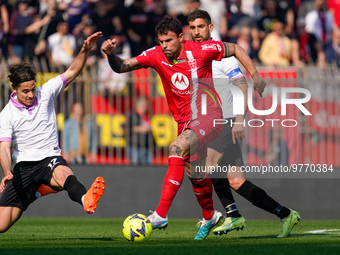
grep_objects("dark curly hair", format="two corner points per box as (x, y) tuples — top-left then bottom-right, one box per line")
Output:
(187, 9), (212, 25)
(155, 15), (182, 37)
(8, 62), (36, 89)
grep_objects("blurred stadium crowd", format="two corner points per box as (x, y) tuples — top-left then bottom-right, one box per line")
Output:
(0, 0), (339, 166)
(0, 0), (339, 68)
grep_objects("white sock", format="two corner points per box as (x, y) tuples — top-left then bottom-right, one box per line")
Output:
(81, 195), (85, 206)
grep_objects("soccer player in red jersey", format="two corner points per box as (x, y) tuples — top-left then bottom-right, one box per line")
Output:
(101, 15), (265, 240)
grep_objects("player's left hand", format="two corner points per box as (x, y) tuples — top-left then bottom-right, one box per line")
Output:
(232, 121), (245, 144)
(253, 74), (266, 97)
(82, 32), (103, 52)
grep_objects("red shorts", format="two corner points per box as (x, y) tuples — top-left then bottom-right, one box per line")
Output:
(178, 107), (223, 162)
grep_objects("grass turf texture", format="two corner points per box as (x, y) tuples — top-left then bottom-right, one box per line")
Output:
(0, 218), (339, 255)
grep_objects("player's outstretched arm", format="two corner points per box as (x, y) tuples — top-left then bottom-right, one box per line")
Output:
(101, 39), (143, 73)
(63, 32), (103, 84)
(222, 42), (266, 97)
(0, 141), (13, 193)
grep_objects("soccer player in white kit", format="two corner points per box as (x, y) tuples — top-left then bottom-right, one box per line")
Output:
(188, 10), (300, 238)
(0, 32), (105, 233)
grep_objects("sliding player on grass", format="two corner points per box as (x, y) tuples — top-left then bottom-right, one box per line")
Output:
(0, 32), (105, 233)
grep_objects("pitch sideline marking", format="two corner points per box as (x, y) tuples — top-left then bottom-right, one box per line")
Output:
(304, 229), (340, 234)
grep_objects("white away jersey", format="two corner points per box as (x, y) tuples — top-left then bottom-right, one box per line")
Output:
(0, 75), (68, 164)
(212, 56), (244, 118)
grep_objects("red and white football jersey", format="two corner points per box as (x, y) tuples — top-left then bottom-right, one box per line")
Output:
(135, 40), (224, 123)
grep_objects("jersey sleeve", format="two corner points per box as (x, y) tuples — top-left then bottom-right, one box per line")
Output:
(223, 57), (244, 80)
(0, 107), (12, 142)
(41, 74), (67, 100)
(200, 40), (225, 62)
(135, 47), (157, 68)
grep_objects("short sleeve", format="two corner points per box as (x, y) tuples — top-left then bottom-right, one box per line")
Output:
(200, 41), (225, 62)
(0, 108), (12, 142)
(135, 47), (157, 68)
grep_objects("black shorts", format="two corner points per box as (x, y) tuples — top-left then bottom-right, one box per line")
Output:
(0, 156), (68, 211)
(208, 118), (244, 167)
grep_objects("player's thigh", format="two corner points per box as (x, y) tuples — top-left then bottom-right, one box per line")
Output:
(170, 129), (198, 157)
(50, 165), (74, 188)
(0, 206), (23, 233)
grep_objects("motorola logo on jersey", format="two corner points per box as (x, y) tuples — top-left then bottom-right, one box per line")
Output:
(171, 73), (189, 90)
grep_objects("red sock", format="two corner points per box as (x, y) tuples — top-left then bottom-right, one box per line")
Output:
(190, 175), (215, 220)
(156, 156), (185, 218)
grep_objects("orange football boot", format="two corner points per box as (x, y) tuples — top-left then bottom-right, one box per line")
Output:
(83, 177), (105, 214)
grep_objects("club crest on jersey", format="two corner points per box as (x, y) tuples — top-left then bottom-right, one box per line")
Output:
(171, 73), (189, 90)
(188, 59), (197, 70)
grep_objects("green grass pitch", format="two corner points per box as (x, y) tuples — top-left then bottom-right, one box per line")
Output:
(0, 218), (339, 255)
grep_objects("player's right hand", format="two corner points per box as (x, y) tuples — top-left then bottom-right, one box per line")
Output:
(253, 76), (266, 97)
(0, 173), (13, 193)
(101, 39), (117, 56)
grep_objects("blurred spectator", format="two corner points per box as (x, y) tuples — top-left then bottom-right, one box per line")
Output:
(297, 0), (317, 21)
(258, 21), (292, 66)
(165, 0), (183, 16)
(126, 97), (154, 165)
(200, 0), (227, 41)
(257, 0), (284, 39)
(327, 0), (340, 28)
(231, 26), (259, 60)
(124, 0), (152, 56)
(266, 126), (289, 166)
(276, 0), (296, 36)
(324, 26), (340, 67)
(22, 13), (51, 60)
(0, 0), (10, 58)
(296, 17), (326, 68)
(305, 0), (334, 45)
(62, 102), (95, 164)
(227, 0), (259, 50)
(47, 20), (76, 66)
(241, 0), (261, 19)
(75, 19), (100, 66)
(176, 0), (200, 41)
(91, 0), (123, 39)
(147, 0), (168, 45)
(59, 0), (91, 36)
(98, 33), (131, 95)
(9, 0), (35, 61)
(176, 0), (200, 28)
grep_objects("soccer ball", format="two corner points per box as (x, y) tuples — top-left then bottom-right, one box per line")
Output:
(122, 213), (153, 242)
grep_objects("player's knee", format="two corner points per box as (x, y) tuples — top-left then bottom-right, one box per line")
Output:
(0, 224), (10, 233)
(229, 178), (246, 190)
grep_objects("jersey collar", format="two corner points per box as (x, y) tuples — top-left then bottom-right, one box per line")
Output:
(10, 92), (39, 115)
